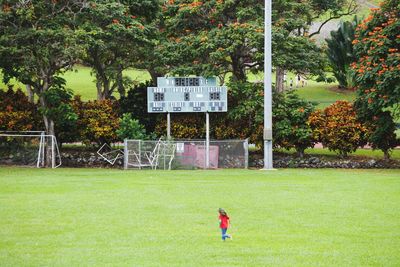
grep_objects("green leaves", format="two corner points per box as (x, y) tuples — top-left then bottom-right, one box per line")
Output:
(326, 17), (360, 88)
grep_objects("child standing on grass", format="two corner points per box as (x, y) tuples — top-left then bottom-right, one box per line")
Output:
(218, 208), (231, 241)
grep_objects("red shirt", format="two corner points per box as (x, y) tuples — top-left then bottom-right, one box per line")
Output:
(219, 214), (230, 229)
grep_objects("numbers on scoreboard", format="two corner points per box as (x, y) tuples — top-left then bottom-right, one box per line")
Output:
(184, 92), (190, 101)
(175, 78), (200, 87)
(209, 92), (221, 101)
(154, 92), (165, 101)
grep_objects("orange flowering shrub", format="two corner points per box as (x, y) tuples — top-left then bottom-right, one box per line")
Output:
(72, 97), (120, 145)
(308, 101), (368, 157)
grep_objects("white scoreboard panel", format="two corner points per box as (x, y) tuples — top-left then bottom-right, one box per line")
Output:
(148, 77), (228, 113)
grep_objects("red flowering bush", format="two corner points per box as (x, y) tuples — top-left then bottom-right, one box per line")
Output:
(351, 0), (399, 158)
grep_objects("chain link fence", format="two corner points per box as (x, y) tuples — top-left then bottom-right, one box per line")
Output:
(124, 139), (248, 170)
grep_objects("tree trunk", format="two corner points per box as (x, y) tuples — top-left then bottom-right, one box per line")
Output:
(96, 80), (111, 100)
(231, 54), (246, 82)
(96, 80), (104, 100)
(96, 72), (111, 100)
(275, 67), (285, 92)
(297, 149), (305, 158)
(39, 93), (55, 168)
(148, 69), (163, 85)
(25, 84), (34, 103)
(383, 150), (390, 161)
(116, 66), (125, 98)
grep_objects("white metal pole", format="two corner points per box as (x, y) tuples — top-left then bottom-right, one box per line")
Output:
(264, 0), (274, 169)
(167, 112), (171, 139)
(124, 139), (128, 170)
(51, 136), (55, 168)
(206, 112), (210, 169)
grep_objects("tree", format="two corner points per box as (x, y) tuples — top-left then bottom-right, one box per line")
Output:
(0, 1), (86, 165)
(159, 0), (357, 90)
(326, 17), (360, 89)
(161, 0), (265, 82)
(78, 0), (159, 100)
(351, 0), (400, 159)
(39, 82), (78, 147)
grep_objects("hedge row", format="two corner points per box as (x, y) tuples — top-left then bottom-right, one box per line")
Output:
(0, 86), (398, 158)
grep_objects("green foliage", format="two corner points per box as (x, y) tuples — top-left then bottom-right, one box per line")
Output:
(155, 114), (205, 139)
(0, 0), (86, 138)
(273, 90), (317, 157)
(39, 82), (78, 145)
(78, 0), (159, 99)
(308, 101), (368, 157)
(119, 81), (159, 133)
(352, 0), (400, 158)
(0, 87), (42, 131)
(72, 97), (120, 145)
(116, 113), (148, 140)
(326, 17), (360, 88)
(364, 111), (398, 159)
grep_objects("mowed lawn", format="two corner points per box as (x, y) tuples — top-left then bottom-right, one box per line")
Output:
(0, 168), (399, 266)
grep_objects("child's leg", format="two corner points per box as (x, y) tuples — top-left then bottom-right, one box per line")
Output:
(221, 228), (231, 240)
(221, 228), (227, 240)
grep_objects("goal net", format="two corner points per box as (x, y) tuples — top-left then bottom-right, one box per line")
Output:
(124, 139), (248, 170)
(0, 131), (61, 168)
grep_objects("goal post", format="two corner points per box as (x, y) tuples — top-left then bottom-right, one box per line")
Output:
(0, 131), (61, 168)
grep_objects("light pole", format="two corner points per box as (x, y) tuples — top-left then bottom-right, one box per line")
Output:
(263, 0), (273, 169)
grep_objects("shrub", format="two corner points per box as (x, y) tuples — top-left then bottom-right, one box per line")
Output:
(308, 101), (368, 157)
(273, 90), (317, 157)
(363, 111), (398, 160)
(117, 113), (149, 140)
(0, 87), (42, 131)
(72, 96), (120, 145)
(154, 114), (205, 139)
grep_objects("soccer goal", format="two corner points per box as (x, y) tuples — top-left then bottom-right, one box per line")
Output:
(0, 131), (62, 168)
(124, 139), (248, 170)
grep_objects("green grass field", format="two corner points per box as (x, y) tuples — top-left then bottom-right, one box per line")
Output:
(1, 168), (399, 266)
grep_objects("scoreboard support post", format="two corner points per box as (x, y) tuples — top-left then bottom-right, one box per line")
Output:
(167, 112), (171, 139)
(206, 112), (210, 169)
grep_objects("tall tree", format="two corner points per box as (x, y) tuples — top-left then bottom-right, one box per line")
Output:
(78, 0), (159, 100)
(352, 0), (400, 159)
(0, 0), (85, 137)
(161, 0), (265, 82)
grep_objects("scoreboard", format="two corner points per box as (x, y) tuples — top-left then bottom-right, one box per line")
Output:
(148, 77), (228, 113)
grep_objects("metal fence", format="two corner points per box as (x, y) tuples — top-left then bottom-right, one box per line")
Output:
(124, 139), (248, 170)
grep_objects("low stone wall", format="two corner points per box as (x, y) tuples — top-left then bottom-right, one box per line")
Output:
(61, 150), (123, 168)
(59, 149), (400, 169)
(250, 154), (400, 169)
